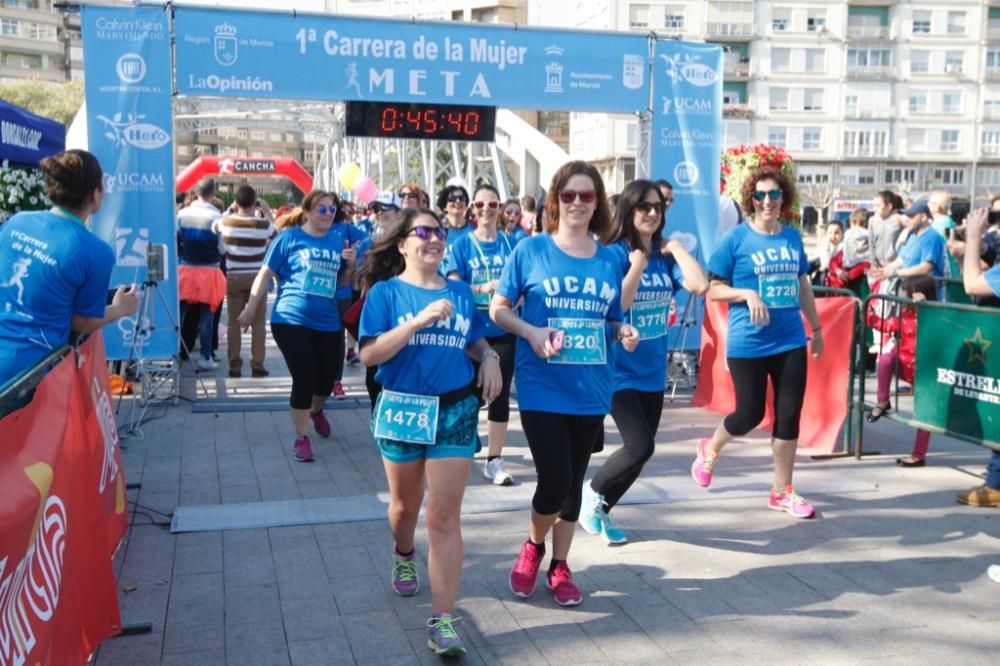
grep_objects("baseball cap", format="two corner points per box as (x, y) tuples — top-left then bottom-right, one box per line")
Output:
(373, 192), (401, 210)
(901, 200), (931, 217)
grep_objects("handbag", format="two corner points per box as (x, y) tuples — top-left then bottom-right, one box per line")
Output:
(341, 293), (365, 340)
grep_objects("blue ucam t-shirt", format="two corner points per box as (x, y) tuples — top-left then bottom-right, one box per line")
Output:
(334, 223), (369, 300)
(441, 224), (474, 275)
(986, 264), (1000, 297)
(445, 231), (514, 338)
(265, 225), (351, 332)
(610, 241), (686, 392)
(359, 277), (482, 395)
(898, 227), (945, 277)
(708, 224), (809, 359)
(0, 210), (114, 387)
(508, 226), (529, 246)
(496, 233), (625, 416)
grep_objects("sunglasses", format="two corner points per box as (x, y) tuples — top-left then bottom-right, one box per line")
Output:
(368, 202), (398, 214)
(398, 191), (419, 200)
(447, 194), (468, 204)
(558, 190), (597, 205)
(407, 226), (447, 241)
(635, 201), (664, 216)
(473, 200), (500, 210)
(314, 205), (338, 216)
(753, 189), (782, 203)
(505, 209), (521, 217)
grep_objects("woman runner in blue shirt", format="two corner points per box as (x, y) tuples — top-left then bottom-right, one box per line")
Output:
(492, 161), (640, 607)
(359, 207), (501, 657)
(579, 179), (707, 544)
(694, 166), (824, 519)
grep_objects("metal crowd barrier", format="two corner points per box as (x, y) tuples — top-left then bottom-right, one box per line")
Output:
(0, 343), (72, 419)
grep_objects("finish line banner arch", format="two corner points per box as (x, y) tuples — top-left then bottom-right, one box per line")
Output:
(176, 156), (314, 193)
(82, 5), (721, 359)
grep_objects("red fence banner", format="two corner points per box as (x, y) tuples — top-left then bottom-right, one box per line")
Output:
(693, 297), (856, 454)
(0, 334), (124, 666)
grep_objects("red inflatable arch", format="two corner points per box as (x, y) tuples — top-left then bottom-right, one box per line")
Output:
(175, 156), (313, 193)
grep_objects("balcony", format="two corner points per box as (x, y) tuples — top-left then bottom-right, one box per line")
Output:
(846, 65), (892, 80)
(705, 23), (753, 38)
(986, 69), (1000, 82)
(984, 108), (1000, 120)
(844, 108), (893, 119)
(842, 147), (887, 158)
(846, 25), (890, 40)
(723, 103), (753, 119)
(982, 145), (1000, 157)
(723, 59), (750, 78)
(988, 25), (1000, 41)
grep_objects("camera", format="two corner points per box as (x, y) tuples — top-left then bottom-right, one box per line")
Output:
(989, 210), (1000, 227)
(146, 244), (168, 283)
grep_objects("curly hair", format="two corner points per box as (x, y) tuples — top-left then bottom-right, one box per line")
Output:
(360, 208), (443, 292)
(543, 160), (613, 243)
(275, 190), (346, 231)
(39, 149), (103, 209)
(740, 166), (795, 220)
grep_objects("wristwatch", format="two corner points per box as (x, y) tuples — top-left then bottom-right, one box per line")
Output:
(481, 348), (500, 362)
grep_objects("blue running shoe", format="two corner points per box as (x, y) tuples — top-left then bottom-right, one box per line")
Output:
(579, 482), (604, 536)
(427, 614), (466, 656)
(600, 512), (628, 545)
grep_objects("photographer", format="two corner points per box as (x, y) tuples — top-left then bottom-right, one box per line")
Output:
(948, 202), (1000, 307)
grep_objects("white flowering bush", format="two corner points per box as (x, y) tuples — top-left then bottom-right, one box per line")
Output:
(1, 160), (49, 224)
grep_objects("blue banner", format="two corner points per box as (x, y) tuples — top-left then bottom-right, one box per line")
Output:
(174, 8), (649, 112)
(83, 6), (178, 361)
(650, 40), (723, 350)
(0, 100), (65, 167)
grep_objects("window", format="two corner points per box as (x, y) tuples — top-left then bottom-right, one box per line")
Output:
(988, 50), (1000, 72)
(664, 6), (685, 30)
(772, 48), (790, 72)
(0, 19), (19, 36)
(858, 168), (876, 186)
(942, 92), (962, 114)
(803, 88), (824, 111)
(947, 11), (966, 35)
(772, 8), (790, 32)
(236, 129), (249, 140)
(940, 130), (959, 152)
(805, 48), (825, 72)
(802, 127), (822, 150)
(985, 99), (1000, 119)
(177, 145), (191, 157)
(908, 129), (927, 151)
(807, 11), (826, 32)
(3, 52), (41, 69)
(933, 167), (964, 185)
(848, 48), (890, 68)
(982, 130), (1000, 155)
(769, 126), (787, 148)
(885, 168), (917, 185)
(912, 11), (930, 35)
(626, 123), (638, 150)
(909, 92), (927, 113)
(844, 129), (888, 156)
(910, 50), (929, 74)
(628, 3), (649, 29)
(2, 0), (41, 8)
(978, 168), (1000, 187)
(798, 171), (830, 184)
(770, 87), (789, 111)
(845, 95), (860, 116)
(944, 51), (963, 74)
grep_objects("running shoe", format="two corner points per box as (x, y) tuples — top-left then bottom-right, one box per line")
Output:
(310, 410), (331, 438)
(691, 437), (719, 488)
(346, 348), (360, 365)
(768, 486), (816, 519)
(426, 614), (466, 656)
(293, 436), (314, 463)
(509, 540), (543, 598)
(195, 357), (218, 371)
(332, 381), (347, 400)
(579, 483), (604, 536)
(600, 512), (628, 545)
(484, 457), (514, 486)
(391, 549), (420, 596)
(546, 561), (583, 606)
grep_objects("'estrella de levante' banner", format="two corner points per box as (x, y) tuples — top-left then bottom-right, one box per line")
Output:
(83, 6), (178, 360)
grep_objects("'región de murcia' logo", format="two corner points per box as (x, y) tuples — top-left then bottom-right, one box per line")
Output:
(0, 463), (68, 666)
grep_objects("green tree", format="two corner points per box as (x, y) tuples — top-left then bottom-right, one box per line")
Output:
(0, 80), (84, 126)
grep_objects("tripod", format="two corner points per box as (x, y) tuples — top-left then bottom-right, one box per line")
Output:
(117, 279), (215, 438)
(665, 292), (703, 402)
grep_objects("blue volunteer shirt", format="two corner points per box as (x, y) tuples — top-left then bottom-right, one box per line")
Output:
(610, 241), (686, 393)
(898, 228), (945, 277)
(441, 224), (474, 276)
(496, 234), (625, 415)
(265, 225), (351, 332)
(986, 264), (1000, 297)
(446, 231), (514, 338)
(335, 223), (369, 300)
(359, 277), (482, 395)
(0, 210), (114, 386)
(508, 226), (529, 246)
(708, 224), (809, 359)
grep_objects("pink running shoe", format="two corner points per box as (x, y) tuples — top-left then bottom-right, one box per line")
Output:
(332, 381), (346, 400)
(293, 436), (314, 463)
(310, 410), (331, 438)
(546, 562), (583, 606)
(691, 437), (719, 488)
(768, 486), (816, 519)
(509, 540), (543, 599)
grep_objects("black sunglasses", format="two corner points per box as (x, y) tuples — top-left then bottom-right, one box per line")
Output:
(635, 201), (664, 216)
(368, 202), (398, 214)
(753, 189), (782, 203)
(407, 226), (447, 241)
(398, 191), (419, 200)
(447, 194), (468, 204)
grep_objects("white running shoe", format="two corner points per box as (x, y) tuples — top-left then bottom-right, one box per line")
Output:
(196, 357), (218, 371)
(484, 457), (514, 486)
(988, 565), (1000, 584)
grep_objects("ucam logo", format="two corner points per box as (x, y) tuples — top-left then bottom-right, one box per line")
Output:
(104, 172), (166, 194)
(116, 53), (146, 84)
(96, 113), (170, 150)
(214, 22), (238, 66)
(673, 161), (700, 188)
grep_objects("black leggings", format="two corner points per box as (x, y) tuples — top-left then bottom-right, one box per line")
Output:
(472, 334), (516, 422)
(520, 411), (604, 522)
(332, 298), (351, 382)
(271, 323), (339, 410)
(724, 347), (808, 441)
(365, 364), (381, 413)
(592, 389), (664, 512)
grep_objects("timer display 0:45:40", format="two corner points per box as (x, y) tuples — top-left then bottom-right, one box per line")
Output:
(380, 107), (481, 137)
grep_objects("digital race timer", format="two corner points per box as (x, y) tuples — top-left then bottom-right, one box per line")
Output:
(345, 101), (497, 142)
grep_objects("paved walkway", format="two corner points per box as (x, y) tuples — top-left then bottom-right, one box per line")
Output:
(93, 332), (999, 665)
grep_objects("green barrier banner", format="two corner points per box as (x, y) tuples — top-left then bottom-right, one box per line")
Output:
(914, 306), (999, 444)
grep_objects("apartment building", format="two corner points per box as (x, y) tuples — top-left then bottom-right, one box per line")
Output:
(0, 0), (80, 82)
(561, 0), (1000, 202)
